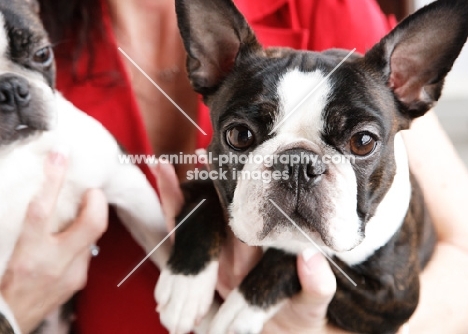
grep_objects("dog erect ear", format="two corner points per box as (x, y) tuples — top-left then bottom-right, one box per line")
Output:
(175, 0), (261, 96)
(365, 0), (468, 118)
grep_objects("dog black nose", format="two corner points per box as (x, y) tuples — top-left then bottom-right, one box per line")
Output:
(273, 149), (326, 186)
(0, 75), (31, 113)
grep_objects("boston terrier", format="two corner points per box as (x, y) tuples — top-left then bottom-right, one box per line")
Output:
(0, 1), (171, 333)
(155, 0), (468, 333)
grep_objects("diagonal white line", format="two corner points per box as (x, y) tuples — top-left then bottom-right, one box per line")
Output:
(269, 199), (357, 287)
(117, 199), (207, 287)
(269, 48), (356, 135)
(118, 47), (207, 136)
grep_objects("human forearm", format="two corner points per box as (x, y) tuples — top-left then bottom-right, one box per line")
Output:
(403, 111), (468, 249)
(403, 111), (468, 332)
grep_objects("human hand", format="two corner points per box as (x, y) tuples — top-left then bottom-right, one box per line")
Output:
(0, 151), (108, 333)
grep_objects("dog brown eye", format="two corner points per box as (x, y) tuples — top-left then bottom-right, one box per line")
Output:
(226, 125), (254, 150)
(350, 132), (376, 156)
(33, 46), (53, 65)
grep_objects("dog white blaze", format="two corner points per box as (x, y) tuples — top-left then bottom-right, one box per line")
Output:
(274, 69), (329, 142)
(229, 68), (362, 252)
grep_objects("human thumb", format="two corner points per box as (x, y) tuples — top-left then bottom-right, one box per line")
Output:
(292, 249), (337, 328)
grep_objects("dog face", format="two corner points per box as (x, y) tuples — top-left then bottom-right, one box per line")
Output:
(177, 0), (467, 253)
(206, 50), (406, 252)
(0, 0), (56, 147)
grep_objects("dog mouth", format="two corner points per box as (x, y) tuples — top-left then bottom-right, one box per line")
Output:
(14, 123), (37, 136)
(258, 209), (318, 239)
(15, 124), (31, 132)
(1, 123), (44, 145)
(15, 122), (46, 136)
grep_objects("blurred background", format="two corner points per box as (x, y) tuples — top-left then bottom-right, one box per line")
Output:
(378, 0), (468, 166)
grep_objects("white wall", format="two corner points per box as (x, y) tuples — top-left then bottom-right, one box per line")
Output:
(414, 0), (468, 99)
(414, 0), (433, 7)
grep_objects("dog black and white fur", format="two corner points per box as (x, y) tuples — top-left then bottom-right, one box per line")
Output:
(0, 1), (171, 333)
(155, 0), (468, 333)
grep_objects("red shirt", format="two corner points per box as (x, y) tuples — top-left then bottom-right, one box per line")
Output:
(58, 1), (395, 333)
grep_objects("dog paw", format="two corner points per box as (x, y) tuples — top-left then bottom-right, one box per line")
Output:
(209, 289), (280, 334)
(155, 261), (219, 334)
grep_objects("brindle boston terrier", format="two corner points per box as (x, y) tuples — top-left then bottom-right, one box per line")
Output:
(156, 0), (468, 333)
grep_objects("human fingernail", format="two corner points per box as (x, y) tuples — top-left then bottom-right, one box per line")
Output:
(195, 148), (208, 162)
(300, 249), (336, 298)
(49, 145), (69, 166)
(49, 152), (66, 166)
(302, 248), (331, 274)
(302, 248), (319, 267)
(150, 163), (159, 177)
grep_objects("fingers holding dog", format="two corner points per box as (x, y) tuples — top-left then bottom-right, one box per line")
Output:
(24, 150), (68, 235)
(152, 162), (184, 234)
(57, 189), (108, 255)
(293, 250), (336, 324)
(1, 151), (108, 333)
